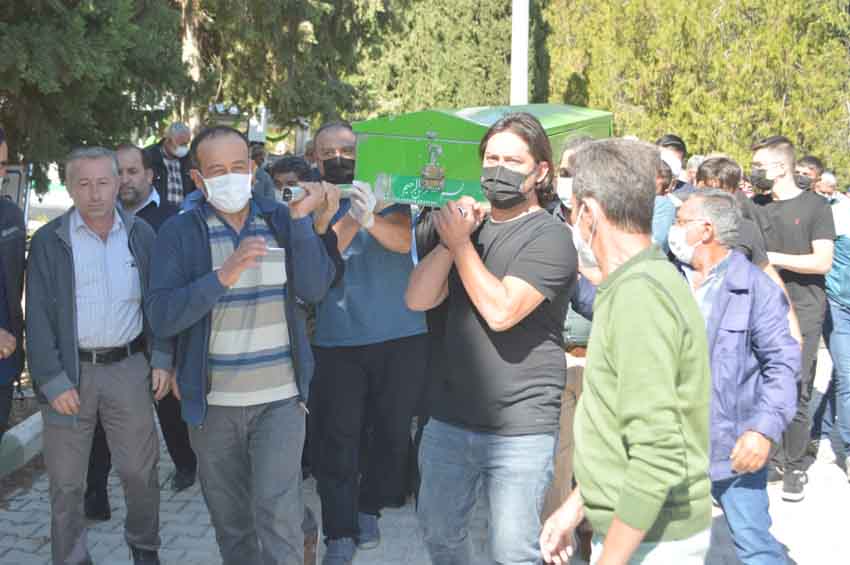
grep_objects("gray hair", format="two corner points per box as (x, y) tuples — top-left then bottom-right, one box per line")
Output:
(572, 138), (660, 234)
(690, 189), (740, 248)
(166, 122), (191, 139)
(822, 171), (838, 187)
(687, 154), (705, 171)
(65, 147), (119, 185)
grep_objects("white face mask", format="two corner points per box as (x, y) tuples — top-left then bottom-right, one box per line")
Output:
(203, 173), (252, 214)
(174, 145), (190, 158)
(572, 204), (599, 269)
(556, 176), (573, 208)
(667, 224), (700, 265)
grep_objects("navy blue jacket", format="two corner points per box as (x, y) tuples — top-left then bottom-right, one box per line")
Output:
(145, 196), (341, 426)
(689, 251), (799, 481)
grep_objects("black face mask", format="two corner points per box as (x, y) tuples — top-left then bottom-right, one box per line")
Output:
(795, 174), (813, 191)
(480, 165), (533, 209)
(322, 157), (355, 184)
(750, 168), (774, 192)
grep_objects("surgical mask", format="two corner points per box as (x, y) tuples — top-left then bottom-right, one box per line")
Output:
(203, 173), (252, 214)
(750, 168), (774, 192)
(556, 176), (573, 208)
(480, 165), (533, 209)
(322, 157), (356, 184)
(572, 204), (599, 269)
(667, 224), (699, 265)
(174, 145), (190, 159)
(795, 174), (813, 191)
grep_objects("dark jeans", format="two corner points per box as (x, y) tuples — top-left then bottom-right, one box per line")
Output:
(711, 469), (785, 564)
(312, 334), (428, 540)
(774, 317), (822, 471)
(0, 383), (12, 444)
(87, 390), (196, 497)
(543, 364), (583, 519)
(812, 298), (850, 451)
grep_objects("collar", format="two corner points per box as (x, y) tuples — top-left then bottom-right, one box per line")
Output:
(682, 251), (731, 287)
(597, 244), (665, 292)
(71, 207), (124, 236)
(121, 187), (160, 215)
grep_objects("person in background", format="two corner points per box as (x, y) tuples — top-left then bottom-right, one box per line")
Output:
(408, 112), (575, 565)
(27, 147), (171, 565)
(796, 155), (825, 191)
(270, 156), (313, 200)
(656, 133), (696, 195)
(685, 155), (705, 186)
(810, 170), (850, 472)
(145, 122), (194, 206)
(669, 190), (798, 565)
(0, 127), (26, 445)
(249, 142), (277, 201)
(309, 121), (428, 565)
(83, 144), (192, 523)
(751, 135), (835, 501)
(541, 138), (711, 565)
(653, 157), (677, 252)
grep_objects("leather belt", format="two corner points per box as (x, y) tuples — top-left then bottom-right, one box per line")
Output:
(79, 335), (146, 366)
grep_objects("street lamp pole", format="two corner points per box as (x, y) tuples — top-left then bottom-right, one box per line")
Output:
(510, 0), (529, 105)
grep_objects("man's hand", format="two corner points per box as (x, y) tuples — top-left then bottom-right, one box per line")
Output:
(313, 182), (341, 234)
(0, 329), (16, 359)
(540, 489), (585, 564)
(152, 368), (173, 401)
(730, 430), (772, 473)
(50, 389), (80, 416)
(434, 198), (482, 251)
(217, 236), (268, 287)
(348, 183), (377, 228)
(170, 372), (181, 401)
(289, 182), (325, 219)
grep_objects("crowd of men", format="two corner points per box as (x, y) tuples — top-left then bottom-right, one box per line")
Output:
(0, 113), (847, 565)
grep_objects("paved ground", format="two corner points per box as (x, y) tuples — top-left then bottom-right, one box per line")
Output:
(1, 346), (848, 564)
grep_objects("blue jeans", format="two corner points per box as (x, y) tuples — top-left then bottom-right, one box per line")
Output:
(711, 469), (786, 565)
(417, 419), (556, 565)
(189, 397), (305, 565)
(813, 298), (850, 451)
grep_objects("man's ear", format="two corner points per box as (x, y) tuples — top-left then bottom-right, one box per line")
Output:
(190, 169), (208, 196)
(145, 168), (154, 187)
(535, 161), (550, 187)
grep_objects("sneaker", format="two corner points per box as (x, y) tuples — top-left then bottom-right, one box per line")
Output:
(781, 469), (808, 502)
(357, 512), (381, 550)
(766, 464), (784, 484)
(816, 440), (837, 464)
(322, 537), (356, 565)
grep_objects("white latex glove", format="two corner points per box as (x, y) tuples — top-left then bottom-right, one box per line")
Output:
(348, 183), (377, 228)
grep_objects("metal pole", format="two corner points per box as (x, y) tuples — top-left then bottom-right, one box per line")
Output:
(510, 0), (529, 105)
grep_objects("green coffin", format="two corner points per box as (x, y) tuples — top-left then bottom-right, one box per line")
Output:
(353, 103), (613, 207)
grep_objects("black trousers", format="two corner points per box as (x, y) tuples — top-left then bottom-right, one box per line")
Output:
(311, 334), (428, 540)
(774, 317), (823, 472)
(86, 391), (196, 496)
(0, 383), (13, 444)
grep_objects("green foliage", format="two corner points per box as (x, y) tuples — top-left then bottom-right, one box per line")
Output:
(348, 0), (550, 119)
(544, 0), (850, 179)
(0, 0), (187, 191)
(186, 0), (396, 126)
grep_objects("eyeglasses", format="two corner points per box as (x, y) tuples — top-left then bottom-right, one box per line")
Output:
(674, 217), (710, 227)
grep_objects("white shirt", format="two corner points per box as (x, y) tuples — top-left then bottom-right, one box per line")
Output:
(70, 210), (143, 349)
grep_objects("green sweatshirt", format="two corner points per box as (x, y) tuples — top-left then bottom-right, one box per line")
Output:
(574, 245), (711, 542)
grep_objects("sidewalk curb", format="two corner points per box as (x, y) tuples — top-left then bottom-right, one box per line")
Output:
(0, 411), (43, 478)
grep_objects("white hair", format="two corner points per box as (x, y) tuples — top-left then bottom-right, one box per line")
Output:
(822, 171), (838, 186)
(65, 147), (118, 185)
(687, 154), (705, 171)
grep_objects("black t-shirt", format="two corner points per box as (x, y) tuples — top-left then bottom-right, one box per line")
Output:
(431, 210), (577, 435)
(735, 217), (769, 267)
(761, 190), (835, 326)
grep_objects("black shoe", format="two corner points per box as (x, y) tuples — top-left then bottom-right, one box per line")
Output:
(130, 546), (160, 565)
(170, 468), (196, 492)
(767, 464), (784, 484)
(84, 491), (111, 522)
(782, 469), (807, 502)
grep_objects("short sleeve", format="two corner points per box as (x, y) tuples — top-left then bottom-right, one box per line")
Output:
(505, 223), (577, 301)
(736, 218), (769, 268)
(811, 197), (836, 242)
